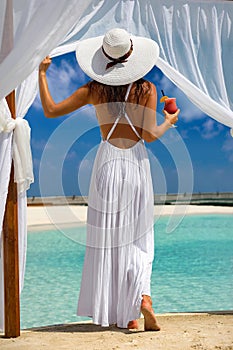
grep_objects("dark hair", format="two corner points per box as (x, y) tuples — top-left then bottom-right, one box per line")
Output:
(87, 78), (151, 105)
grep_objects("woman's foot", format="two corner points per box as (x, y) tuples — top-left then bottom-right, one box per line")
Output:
(141, 295), (160, 331)
(127, 319), (139, 329)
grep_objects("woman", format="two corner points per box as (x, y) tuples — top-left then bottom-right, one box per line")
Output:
(39, 28), (179, 331)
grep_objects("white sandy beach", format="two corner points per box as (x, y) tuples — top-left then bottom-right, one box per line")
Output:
(1, 313), (233, 350)
(1, 204), (232, 349)
(27, 204), (233, 229)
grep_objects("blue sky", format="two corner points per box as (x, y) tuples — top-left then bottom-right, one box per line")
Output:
(25, 52), (233, 197)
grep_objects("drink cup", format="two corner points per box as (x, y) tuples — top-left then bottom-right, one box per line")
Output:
(164, 97), (178, 114)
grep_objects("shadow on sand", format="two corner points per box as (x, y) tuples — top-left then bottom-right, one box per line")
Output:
(25, 321), (145, 335)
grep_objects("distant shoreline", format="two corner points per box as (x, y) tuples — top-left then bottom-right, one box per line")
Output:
(27, 204), (233, 229)
(27, 192), (233, 229)
(27, 192), (233, 207)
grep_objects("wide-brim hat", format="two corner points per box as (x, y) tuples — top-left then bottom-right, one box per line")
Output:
(75, 28), (160, 86)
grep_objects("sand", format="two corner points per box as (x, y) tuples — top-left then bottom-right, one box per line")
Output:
(27, 204), (233, 229)
(1, 313), (233, 349)
(1, 204), (232, 348)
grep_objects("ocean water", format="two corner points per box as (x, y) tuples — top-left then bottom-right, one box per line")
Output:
(20, 214), (233, 329)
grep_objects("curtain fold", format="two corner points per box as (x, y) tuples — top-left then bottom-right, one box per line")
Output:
(0, 0), (93, 101)
(147, 0), (233, 127)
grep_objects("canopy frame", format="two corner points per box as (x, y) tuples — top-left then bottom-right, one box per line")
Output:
(3, 92), (20, 338)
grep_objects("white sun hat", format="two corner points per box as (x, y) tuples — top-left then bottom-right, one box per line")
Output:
(75, 28), (160, 86)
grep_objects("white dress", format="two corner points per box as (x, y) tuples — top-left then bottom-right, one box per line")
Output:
(77, 83), (154, 328)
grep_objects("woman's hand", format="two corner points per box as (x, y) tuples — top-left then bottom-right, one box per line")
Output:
(39, 56), (52, 74)
(163, 109), (180, 126)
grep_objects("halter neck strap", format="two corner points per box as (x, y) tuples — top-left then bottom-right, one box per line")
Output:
(124, 83), (133, 101)
(105, 83), (141, 141)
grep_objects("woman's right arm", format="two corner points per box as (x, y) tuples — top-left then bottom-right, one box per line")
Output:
(142, 82), (179, 142)
(39, 57), (91, 118)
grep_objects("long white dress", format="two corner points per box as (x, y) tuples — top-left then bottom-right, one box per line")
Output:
(77, 84), (154, 328)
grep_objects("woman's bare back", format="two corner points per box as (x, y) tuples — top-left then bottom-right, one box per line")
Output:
(90, 81), (155, 149)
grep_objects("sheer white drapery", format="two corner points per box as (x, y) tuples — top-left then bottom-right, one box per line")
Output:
(150, 1), (233, 128)
(0, 70), (38, 332)
(50, 0), (233, 129)
(0, 0), (93, 332)
(0, 0), (232, 332)
(0, 0), (93, 100)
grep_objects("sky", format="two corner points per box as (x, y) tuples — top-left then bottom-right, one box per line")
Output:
(25, 51), (233, 197)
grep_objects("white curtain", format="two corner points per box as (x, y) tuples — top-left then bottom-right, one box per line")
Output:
(0, 0), (93, 101)
(0, 0), (93, 332)
(150, 1), (233, 128)
(51, 0), (233, 129)
(0, 70), (38, 331)
(0, 0), (232, 333)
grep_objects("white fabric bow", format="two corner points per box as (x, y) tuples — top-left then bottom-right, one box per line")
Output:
(0, 99), (34, 193)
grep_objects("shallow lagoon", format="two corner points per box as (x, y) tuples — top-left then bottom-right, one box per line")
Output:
(21, 214), (233, 329)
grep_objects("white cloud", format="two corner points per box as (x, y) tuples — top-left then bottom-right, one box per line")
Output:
(32, 93), (43, 111)
(222, 132), (233, 162)
(32, 58), (88, 111)
(222, 135), (233, 152)
(57, 59), (77, 82)
(157, 74), (178, 98)
(199, 119), (224, 139)
(46, 62), (76, 102)
(65, 150), (78, 161)
(180, 129), (189, 139)
(48, 58), (87, 88)
(228, 153), (233, 162)
(31, 60), (77, 111)
(31, 138), (48, 151)
(189, 118), (224, 139)
(227, 153), (233, 162)
(174, 88), (205, 122)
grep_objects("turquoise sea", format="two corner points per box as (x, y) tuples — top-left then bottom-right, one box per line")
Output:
(20, 214), (233, 329)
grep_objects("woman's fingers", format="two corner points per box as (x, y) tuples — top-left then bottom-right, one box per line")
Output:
(44, 56), (51, 63)
(163, 108), (180, 117)
(39, 56), (52, 72)
(163, 108), (180, 125)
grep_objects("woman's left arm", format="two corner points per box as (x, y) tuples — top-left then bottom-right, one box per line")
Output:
(39, 56), (91, 118)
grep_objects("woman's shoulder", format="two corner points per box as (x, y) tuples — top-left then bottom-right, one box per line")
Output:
(81, 79), (156, 105)
(137, 79), (156, 98)
(141, 79), (156, 90)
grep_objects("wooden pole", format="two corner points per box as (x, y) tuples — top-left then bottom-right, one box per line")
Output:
(3, 90), (20, 338)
